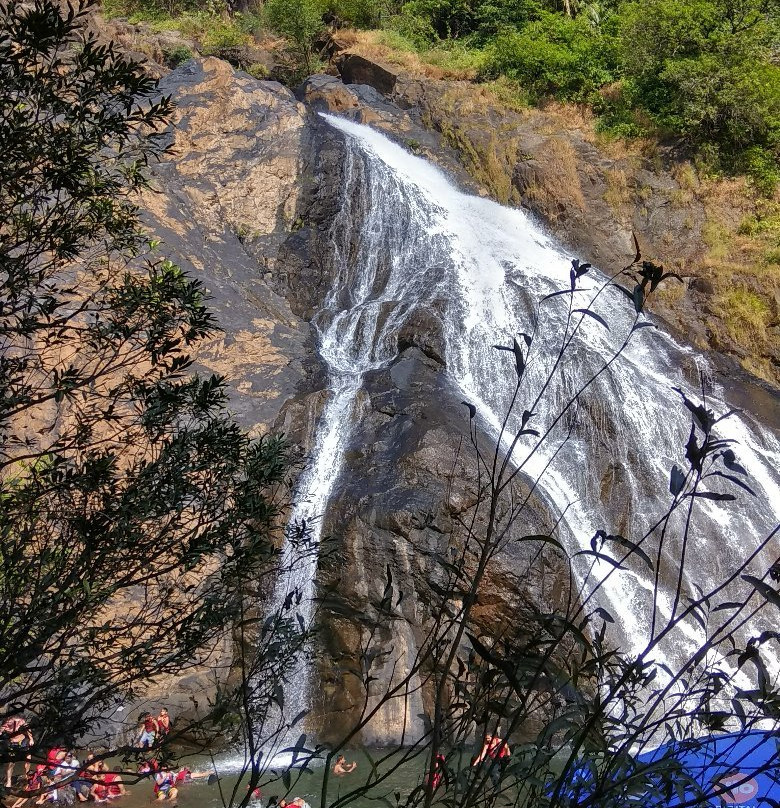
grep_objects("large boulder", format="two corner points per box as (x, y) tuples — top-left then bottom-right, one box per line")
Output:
(339, 53), (400, 95)
(141, 58), (314, 429)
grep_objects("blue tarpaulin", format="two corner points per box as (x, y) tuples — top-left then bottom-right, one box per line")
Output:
(555, 730), (780, 808)
(635, 730), (780, 807)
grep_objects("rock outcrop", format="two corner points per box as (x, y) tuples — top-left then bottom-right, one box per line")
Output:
(141, 58), (314, 431)
(107, 58), (316, 725)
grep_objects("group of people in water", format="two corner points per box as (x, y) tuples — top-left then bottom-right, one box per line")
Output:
(4, 707), (509, 805)
(1, 709), (194, 805)
(425, 732), (511, 792)
(135, 711), (170, 751)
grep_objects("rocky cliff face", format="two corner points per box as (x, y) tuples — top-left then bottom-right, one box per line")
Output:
(139, 58), (578, 744)
(141, 58), (313, 431)
(308, 348), (572, 745)
(137, 56), (777, 745)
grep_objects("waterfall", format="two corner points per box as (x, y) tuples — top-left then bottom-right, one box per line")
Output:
(268, 113), (780, 743)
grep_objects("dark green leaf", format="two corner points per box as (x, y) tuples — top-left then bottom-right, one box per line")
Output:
(742, 575), (780, 610)
(632, 283), (644, 313)
(670, 464), (686, 496)
(573, 308), (610, 330)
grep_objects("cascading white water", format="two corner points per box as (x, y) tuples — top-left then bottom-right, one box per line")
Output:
(264, 133), (455, 743)
(269, 113), (780, 741)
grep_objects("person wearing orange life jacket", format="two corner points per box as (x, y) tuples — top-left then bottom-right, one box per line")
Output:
(155, 709), (170, 740)
(89, 760), (112, 803)
(488, 735), (510, 762)
(102, 769), (127, 799)
(426, 754), (447, 792)
(472, 732), (511, 787)
(153, 769), (178, 801)
(173, 767), (210, 784)
(46, 748), (66, 768)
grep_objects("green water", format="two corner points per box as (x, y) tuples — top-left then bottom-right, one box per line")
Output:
(109, 750), (431, 808)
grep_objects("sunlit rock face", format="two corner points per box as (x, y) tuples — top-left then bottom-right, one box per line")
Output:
(140, 57), (314, 431)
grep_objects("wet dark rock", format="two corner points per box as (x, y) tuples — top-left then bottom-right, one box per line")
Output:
(309, 347), (571, 744)
(339, 53), (399, 95)
(707, 353), (780, 435)
(396, 307), (447, 365)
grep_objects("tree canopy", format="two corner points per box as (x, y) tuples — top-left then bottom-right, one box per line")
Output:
(0, 0), (290, 770)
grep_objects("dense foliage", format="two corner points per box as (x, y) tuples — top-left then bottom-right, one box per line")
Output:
(106, 0), (780, 191)
(352, 0), (780, 191)
(0, 0), (291, 776)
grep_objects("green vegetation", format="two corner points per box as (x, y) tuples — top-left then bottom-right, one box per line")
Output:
(720, 286), (772, 341)
(265, 0), (324, 78)
(341, 0), (780, 194)
(198, 17), (252, 51)
(0, 0), (297, 779)
(163, 42), (194, 63)
(101, 0), (268, 68)
(481, 10), (619, 102)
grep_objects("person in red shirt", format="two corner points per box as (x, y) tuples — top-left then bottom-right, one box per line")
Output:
(138, 758), (160, 775)
(472, 732), (511, 787)
(472, 734), (493, 766)
(89, 761), (110, 803)
(136, 713), (159, 749)
(102, 770), (127, 799)
(45, 748), (66, 768)
(489, 736), (510, 761)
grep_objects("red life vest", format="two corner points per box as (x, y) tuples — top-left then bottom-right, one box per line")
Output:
(102, 773), (120, 795)
(488, 739), (509, 759)
(47, 748), (65, 766)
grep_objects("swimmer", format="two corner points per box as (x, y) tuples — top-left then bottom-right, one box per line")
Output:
(332, 756), (357, 776)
